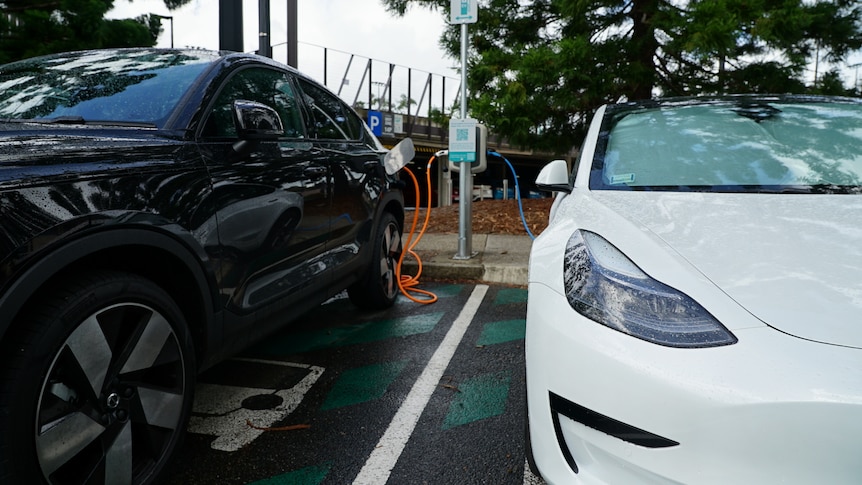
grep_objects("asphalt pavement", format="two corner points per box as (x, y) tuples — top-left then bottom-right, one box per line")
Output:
(166, 281), (537, 485)
(161, 229), (538, 484)
(401, 233), (534, 287)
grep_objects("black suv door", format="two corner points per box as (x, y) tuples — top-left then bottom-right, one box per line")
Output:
(196, 66), (332, 317)
(294, 77), (382, 279)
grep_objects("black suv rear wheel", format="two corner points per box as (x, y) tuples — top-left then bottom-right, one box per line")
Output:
(0, 271), (195, 485)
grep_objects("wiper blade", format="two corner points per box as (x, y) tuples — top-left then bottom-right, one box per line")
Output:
(775, 185), (862, 195)
(35, 116), (87, 124)
(0, 116), (156, 128)
(0, 116), (87, 124)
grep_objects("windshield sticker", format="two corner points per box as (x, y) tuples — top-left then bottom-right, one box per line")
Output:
(610, 173), (635, 185)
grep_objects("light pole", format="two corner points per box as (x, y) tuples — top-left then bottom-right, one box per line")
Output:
(153, 14), (173, 48)
(218, 0), (243, 52)
(258, 0), (271, 58)
(372, 81), (385, 110)
(287, 0), (297, 68)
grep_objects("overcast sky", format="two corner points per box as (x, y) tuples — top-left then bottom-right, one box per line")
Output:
(108, 0), (455, 71)
(107, 0), (860, 102)
(107, 0), (463, 111)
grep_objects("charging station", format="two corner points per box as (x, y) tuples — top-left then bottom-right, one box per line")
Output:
(447, 118), (487, 206)
(448, 123), (487, 174)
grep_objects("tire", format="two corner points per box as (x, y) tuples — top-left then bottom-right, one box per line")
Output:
(0, 271), (196, 485)
(348, 212), (402, 310)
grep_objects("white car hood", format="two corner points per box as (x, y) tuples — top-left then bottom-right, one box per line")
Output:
(591, 192), (862, 348)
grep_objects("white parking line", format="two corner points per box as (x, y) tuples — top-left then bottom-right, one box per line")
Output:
(352, 284), (489, 485)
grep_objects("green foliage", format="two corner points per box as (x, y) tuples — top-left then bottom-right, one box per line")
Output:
(813, 70), (854, 96)
(396, 93), (418, 112)
(383, 0), (862, 153)
(0, 0), (192, 65)
(428, 107), (451, 129)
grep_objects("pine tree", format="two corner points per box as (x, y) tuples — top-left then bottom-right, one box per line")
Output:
(383, 0), (862, 153)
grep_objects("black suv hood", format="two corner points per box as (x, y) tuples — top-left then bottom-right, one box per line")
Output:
(0, 125), (188, 185)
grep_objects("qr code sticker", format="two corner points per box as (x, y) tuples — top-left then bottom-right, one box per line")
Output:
(456, 128), (469, 141)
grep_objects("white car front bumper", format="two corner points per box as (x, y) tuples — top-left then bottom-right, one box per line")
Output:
(526, 282), (862, 485)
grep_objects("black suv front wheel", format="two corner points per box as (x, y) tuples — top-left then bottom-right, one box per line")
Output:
(0, 271), (195, 485)
(348, 212), (402, 310)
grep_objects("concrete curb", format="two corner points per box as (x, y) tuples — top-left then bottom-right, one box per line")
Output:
(400, 233), (533, 287)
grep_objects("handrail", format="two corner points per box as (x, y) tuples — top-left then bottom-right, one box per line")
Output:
(282, 41), (460, 124)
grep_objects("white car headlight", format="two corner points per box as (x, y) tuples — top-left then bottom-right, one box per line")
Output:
(564, 230), (737, 348)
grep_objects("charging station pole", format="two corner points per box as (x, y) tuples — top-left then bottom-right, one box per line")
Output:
(450, 0), (478, 259)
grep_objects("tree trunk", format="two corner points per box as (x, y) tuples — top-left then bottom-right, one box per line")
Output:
(628, 0), (660, 100)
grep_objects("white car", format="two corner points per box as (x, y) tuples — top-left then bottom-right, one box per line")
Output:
(525, 95), (862, 484)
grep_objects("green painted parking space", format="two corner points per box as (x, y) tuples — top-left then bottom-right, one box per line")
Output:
(477, 319), (526, 346)
(251, 311), (445, 355)
(409, 283), (465, 299)
(248, 462), (331, 485)
(494, 288), (528, 305)
(322, 360), (409, 410)
(165, 283), (531, 485)
(442, 371), (513, 430)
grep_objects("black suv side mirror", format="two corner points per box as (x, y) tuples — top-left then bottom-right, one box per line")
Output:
(233, 99), (284, 140)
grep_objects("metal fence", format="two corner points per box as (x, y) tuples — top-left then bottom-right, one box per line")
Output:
(273, 41), (460, 134)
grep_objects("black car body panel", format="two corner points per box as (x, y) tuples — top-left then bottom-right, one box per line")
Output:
(0, 48), (404, 364)
(0, 48), (405, 485)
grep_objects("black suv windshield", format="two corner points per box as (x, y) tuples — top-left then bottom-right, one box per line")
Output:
(0, 49), (217, 126)
(592, 97), (862, 194)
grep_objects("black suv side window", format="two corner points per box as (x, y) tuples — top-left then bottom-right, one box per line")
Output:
(296, 78), (362, 140)
(203, 67), (305, 138)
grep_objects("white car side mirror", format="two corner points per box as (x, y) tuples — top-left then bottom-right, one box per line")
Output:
(535, 159), (571, 193)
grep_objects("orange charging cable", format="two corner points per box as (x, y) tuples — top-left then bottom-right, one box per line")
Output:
(395, 155), (438, 304)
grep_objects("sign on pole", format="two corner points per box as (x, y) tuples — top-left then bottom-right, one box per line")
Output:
(448, 118), (478, 162)
(367, 110), (383, 136)
(383, 113), (394, 137)
(450, 0), (478, 24)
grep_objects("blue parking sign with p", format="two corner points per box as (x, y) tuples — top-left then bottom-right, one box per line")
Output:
(368, 110), (383, 136)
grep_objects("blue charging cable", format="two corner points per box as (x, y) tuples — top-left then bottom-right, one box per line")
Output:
(488, 150), (536, 240)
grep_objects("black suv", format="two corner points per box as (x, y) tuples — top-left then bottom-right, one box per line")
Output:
(0, 48), (407, 485)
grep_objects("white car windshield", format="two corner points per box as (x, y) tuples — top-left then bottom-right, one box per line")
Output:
(593, 97), (862, 194)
